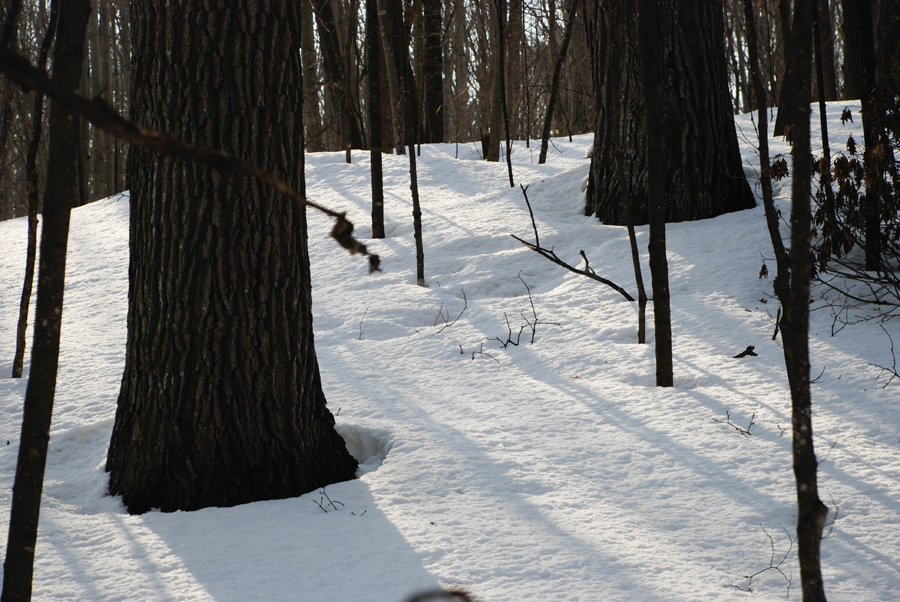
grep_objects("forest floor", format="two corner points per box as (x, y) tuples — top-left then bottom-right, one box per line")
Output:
(1, 101), (898, 601)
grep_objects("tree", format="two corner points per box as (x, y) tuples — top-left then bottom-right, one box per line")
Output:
(105, 0), (358, 514)
(781, 1), (830, 598)
(367, 0), (385, 238)
(636, 0), (674, 387)
(2, 0), (92, 598)
(585, 0), (755, 225)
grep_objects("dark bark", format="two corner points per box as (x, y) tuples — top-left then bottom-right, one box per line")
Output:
(422, 0), (443, 143)
(539, 0), (577, 165)
(783, 1), (830, 599)
(12, 0), (59, 380)
(106, 0), (357, 514)
(1, 1), (91, 599)
(367, 0), (385, 238)
(585, 0), (755, 225)
(636, 0), (674, 387)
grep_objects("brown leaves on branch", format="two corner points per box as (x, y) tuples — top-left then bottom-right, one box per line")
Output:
(0, 47), (380, 272)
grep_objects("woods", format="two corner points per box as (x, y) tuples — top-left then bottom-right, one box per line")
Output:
(2, 0), (900, 601)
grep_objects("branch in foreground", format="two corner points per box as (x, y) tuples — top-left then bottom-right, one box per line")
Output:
(0, 47), (380, 272)
(512, 186), (635, 302)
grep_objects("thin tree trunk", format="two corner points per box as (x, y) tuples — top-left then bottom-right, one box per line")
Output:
(301, 0), (325, 152)
(617, 144), (647, 344)
(817, 0), (838, 100)
(814, 10), (838, 245)
(539, 0), (577, 164)
(783, 1), (830, 599)
(485, 0), (502, 162)
(493, 0), (514, 186)
(367, 0), (385, 238)
(12, 0), (59, 380)
(1, 1), (92, 599)
(743, 0), (790, 305)
(377, 0), (404, 153)
(636, 0), (674, 387)
(422, 0), (443, 142)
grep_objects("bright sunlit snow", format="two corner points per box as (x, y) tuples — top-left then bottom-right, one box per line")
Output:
(1, 101), (899, 601)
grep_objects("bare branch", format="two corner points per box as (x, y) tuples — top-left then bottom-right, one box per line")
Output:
(0, 47), (380, 272)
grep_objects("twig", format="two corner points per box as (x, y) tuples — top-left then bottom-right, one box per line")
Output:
(513, 186), (634, 302)
(313, 488), (345, 513)
(772, 307), (782, 341)
(0, 46), (380, 272)
(869, 324), (899, 388)
(436, 289), (468, 334)
(358, 304), (370, 340)
(713, 411), (755, 437)
(732, 526), (795, 597)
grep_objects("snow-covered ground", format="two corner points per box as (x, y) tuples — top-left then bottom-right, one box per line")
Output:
(1, 102), (898, 601)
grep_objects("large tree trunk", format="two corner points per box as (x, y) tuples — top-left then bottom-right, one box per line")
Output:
(1, 0), (92, 598)
(106, 0), (358, 515)
(585, 0), (755, 225)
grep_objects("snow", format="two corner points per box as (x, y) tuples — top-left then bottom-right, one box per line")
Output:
(1, 101), (899, 601)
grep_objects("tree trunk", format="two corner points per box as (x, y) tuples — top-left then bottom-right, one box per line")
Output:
(782, 2), (830, 599)
(1, 1), (92, 599)
(539, 0), (577, 164)
(485, 0), (502, 162)
(367, 0), (385, 238)
(377, 0), (405, 153)
(106, 0), (357, 515)
(817, 0), (838, 100)
(422, 0), (443, 142)
(585, 0), (755, 225)
(841, 0), (864, 99)
(300, 0), (325, 152)
(12, 1), (59, 380)
(636, 0), (674, 387)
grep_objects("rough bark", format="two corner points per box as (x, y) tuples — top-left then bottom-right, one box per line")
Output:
(783, 2), (830, 599)
(585, 0), (755, 225)
(106, 0), (357, 515)
(636, 0), (674, 387)
(1, 1), (91, 599)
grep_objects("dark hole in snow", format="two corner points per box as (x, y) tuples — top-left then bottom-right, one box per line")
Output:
(335, 424), (392, 476)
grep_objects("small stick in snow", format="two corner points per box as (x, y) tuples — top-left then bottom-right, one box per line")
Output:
(733, 345), (758, 358)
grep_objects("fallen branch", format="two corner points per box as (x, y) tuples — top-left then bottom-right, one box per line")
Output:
(512, 185), (634, 302)
(713, 411), (755, 437)
(732, 526), (795, 596)
(436, 289), (467, 335)
(0, 47), (380, 272)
